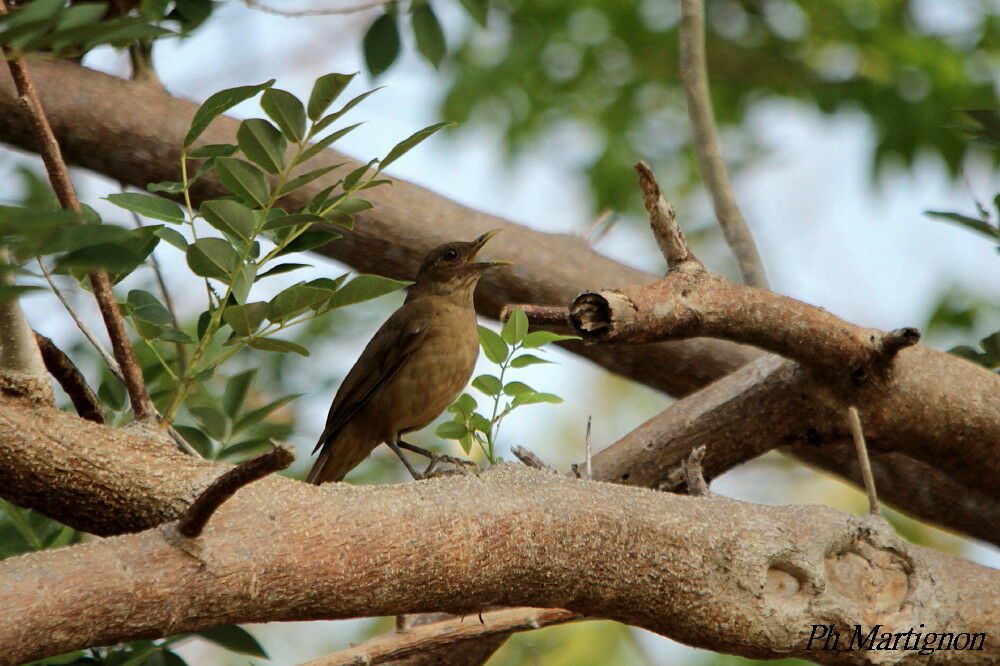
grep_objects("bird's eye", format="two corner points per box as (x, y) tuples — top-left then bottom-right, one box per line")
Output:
(443, 249), (459, 261)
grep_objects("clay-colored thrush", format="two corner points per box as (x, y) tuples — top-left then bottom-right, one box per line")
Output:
(307, 231), (509, 484)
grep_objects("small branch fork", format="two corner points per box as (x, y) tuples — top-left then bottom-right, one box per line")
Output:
(175, 445), (293, 538)
(563, 164), (920, 383)
(0, 1), (154, 421)
(303, 608), (579, 666)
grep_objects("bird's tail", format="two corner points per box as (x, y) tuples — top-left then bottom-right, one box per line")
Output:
(306, 428), (374, 484)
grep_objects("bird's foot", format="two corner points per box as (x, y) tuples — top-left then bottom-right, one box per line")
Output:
(422, 452), (478, 478)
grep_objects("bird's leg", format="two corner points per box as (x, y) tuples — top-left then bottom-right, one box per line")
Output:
(387, 439), (424, 480)
(397, 440), (478, 473)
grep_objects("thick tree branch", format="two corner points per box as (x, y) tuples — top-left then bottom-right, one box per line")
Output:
(678, 0), (768, 288)
(2, 463), (996, 665)
(0, 29), (154, 420)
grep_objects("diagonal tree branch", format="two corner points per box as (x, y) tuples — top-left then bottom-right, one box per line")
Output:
(0, 18), (154, 421)
(678, 0), (769, 288)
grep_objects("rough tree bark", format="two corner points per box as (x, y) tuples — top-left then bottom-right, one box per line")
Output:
(1, 453), (997, 666)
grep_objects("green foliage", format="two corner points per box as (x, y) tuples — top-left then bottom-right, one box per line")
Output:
(437, 307), (578, 463)
(439, 0), (999, 213)
(93, 74), (445, 426)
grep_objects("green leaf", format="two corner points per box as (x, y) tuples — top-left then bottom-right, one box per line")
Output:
(363, 13), (400, 77)
(2, 0), (62, 28)
(435, 421), (468, 439)
(448, 392), (477, 416)
(173, 425), (211, 458)
(194, 626), (269, 659)
(412, 4), (446, 68)
(53, 244), (146, 274)
(158, 326), (193, 343)
(276, 229), (341, 255)
(457, 0), (487, 26)
(234, 393), (301, 433)
(185, 80), (275, 146)
(469, 412), (491, 434)
(925, 210), (998, 239)
(262, 212), (327, 231)
(98, 375), (128, 412)
(477, 326), (508, 363)
(341, 159), (378, 192)
(503, 381), (534, 397)
(187, 143), (238, 159)
(311, 88), (382, 135)
(267, 282), (334, 322)
(215, 157), (270, 207)
(127, 289), (171, 325)
(300, 123), (365, 163)
(186, 237), (240, 280)
(513, 392), (563, 406)
(237, 118), (287, 175)
(276, 163), (342, 196)
(256, 262), (311, 280)
(501, 307), (528, 345)
(247, 337), (310, 356)
(46, 224), (135, 254)
(307, 72), (356, 121)
(261, 88), (306, 143)
(147, 181), (185, 194)
(379, 122), (450, 172)
(0, 284), (44, 303)
(472, 374), (502, 395)
(325, 274), (409, 309)
(231, 263), (257, 304)
(106, 193), (184, 224)
(190, 405), (229, 440)
(223, 369), (257, 416)
(200, 199), (256, 241)
(521, 330), (580, 348)
(510, 353), (552, 368)
(154, 226), (188, 250)
(223, 301), (268, 336)
(218, 439), (273, 461)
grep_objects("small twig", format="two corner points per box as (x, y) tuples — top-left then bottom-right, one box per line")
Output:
(242, 0), (392, 17)
(33, 332), (104, 423)
(678, 0), (768, 288)
(177, 444), (294, 538)
(847, 407), (880, 516)
(0, 5), (155, 420)
(634, 162), (699, 270)
(585, 208), (618, 245)
(301, 608), (579, 666)
(681, 445), (710, 496)
(877, 327), (920, 360)
(499, 304), (572, 329)
(510, 445), (558, 474)
(582, 416), (593, 481)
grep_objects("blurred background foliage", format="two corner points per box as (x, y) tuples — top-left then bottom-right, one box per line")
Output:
(0, 0), (998, 664)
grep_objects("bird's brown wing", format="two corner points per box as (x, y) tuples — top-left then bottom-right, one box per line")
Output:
(312, 299), (433, 454)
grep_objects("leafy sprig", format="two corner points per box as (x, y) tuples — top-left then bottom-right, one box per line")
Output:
(436, 307), (578, 464)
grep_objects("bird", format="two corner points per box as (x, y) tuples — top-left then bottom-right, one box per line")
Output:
(306, 230), (510, 484)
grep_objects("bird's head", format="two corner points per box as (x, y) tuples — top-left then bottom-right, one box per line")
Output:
(409, 230), (511, 303)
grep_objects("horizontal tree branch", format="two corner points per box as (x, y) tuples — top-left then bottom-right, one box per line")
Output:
(2, 463), (996, 665)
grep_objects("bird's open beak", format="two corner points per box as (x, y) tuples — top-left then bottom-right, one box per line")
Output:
(469, 229), (513, 269)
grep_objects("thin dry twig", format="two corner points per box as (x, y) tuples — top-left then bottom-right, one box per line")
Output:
(33, 332), (104, 424)
(176, 444), (294, 538)
(0, 5), (155, 420)
(635, 162), (699, 270)
(302, 608), (580, 666)
(681, 445), (710, 496)
(678, 0), (768, 288)
(510, 445), (558, 474)
(583, 416), (593, 481)
(499, 303), (571, 329)
(847, 406), (880, 516)
(242, 0), (392, 17)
